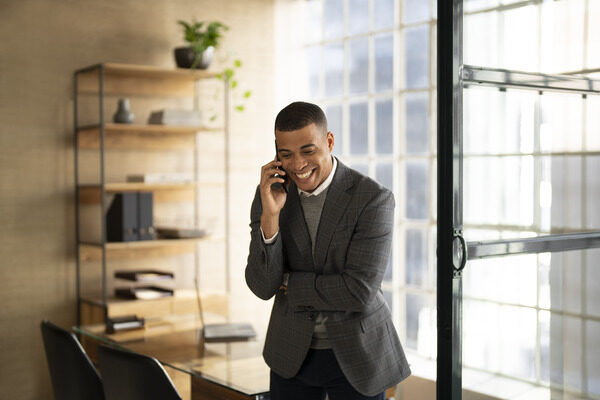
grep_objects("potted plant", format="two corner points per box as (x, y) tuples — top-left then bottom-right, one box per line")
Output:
(175, 20), (228, 69)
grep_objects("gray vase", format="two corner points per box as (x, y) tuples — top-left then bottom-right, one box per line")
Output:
(113, 98), (134, 124)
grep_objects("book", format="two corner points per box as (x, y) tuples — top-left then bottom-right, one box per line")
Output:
(148, 109), (202, 126)
(105, 315), (145, 334)
(114, 270), (174, 282)
(126, 173), (194, 184)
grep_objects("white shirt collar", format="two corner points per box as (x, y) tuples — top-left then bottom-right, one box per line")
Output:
(297, 156), (337, 197)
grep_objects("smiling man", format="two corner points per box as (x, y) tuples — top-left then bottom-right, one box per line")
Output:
(245, 101), (411, 400)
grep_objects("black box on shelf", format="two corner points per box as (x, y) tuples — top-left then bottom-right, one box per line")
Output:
(106, 192), (155, 242)
(137, 192), (155, 240)
(106, 193), (138, 242)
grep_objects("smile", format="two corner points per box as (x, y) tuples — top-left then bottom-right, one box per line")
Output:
(295, 169), (314, 179)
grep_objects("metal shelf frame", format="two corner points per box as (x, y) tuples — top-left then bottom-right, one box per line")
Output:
(73, 63), (230, 326)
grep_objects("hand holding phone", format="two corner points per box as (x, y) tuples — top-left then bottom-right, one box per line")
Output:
(271, 141), (288, 193)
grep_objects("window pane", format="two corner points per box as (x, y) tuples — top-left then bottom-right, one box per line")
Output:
(375, 33), (394, 92)
(403, 0), (430, 23)
(376, 162), (393, 191)
(304, 0), (323, 43)
(502, 6), (539, 71)
(465, 254), (537, 307)
(348, 0), (369, 35)
(406, 228), (427, 287)
(349, 102), (368, 155)
(405, 25), (429, 89)
(539, 251), (583, 314)
(464, 10), (498, 67)
(587, 156), (600, 229)
(586, 249), (600, 318)
(405, 92), (429, 154)
(324, 43), (344, 97)
(540, 312), (583, 392)
(406, 293), (435, 355)
(548, 156), (583, 231)
(374, 0), (394, 29)
(464, 301), (536, 380)
(464, 0), (498, 13)
(586, 96), (600, 151)
(540, 0), (585, 73)
(306, 46), (321, 98)
(325, 104), (343, 156)
(375, 98), (393, 154)
(323, 0), (343, 40)
(349, 37), (369, 95)
(405, 159), (428, 219)
(587, 319), (600, 396)
(464, 87), (535, 155)
(463, 156), (533, 228)
(588, 1), (600, 69)
(541, 93), (583, 153)
(351, 162), (368, 176)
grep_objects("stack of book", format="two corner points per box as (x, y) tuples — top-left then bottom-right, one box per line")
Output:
(114, 269), (174, 300)
(148, 109), (202, 126)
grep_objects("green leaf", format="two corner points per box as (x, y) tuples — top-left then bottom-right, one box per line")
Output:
(231, 80), (238, 89)
(210, 114), (217, 122)
(224, 68), (234, 80)
(234, 59), (242, 68)
(235, 105), (245, 112)
(215, 73), (222, 80)
(243, 90), (252, 98)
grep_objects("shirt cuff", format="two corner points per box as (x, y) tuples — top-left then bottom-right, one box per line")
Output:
(261, 227), (279, 244)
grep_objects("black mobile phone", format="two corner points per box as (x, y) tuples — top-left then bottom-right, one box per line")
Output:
(272, 141), (288, 192)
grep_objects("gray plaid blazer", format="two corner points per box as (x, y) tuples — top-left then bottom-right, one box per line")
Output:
(245, 159), (411, 396)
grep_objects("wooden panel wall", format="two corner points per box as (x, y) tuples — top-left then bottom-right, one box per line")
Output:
(0, 0), (275, 398)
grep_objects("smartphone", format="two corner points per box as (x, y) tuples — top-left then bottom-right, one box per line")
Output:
(272, 140), (288, 193)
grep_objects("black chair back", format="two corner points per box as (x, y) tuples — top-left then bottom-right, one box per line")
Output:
(40, 320), (104, 400)
(98, 344), (182, 400)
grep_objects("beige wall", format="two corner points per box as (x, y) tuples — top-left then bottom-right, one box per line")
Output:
(0, 0), (276, 398)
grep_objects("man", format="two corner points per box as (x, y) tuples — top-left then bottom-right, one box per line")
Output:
(245, 102), (411, 400)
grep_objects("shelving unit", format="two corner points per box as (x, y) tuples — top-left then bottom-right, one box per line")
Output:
(74, 62), (230, 326)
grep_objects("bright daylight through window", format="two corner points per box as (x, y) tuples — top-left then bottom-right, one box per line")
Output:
(284, 0), (600, 398)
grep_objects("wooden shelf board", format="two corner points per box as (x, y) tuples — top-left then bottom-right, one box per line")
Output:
(79, 237), (224, 261)
(101, 63), (218, 80)
(78, 182), (196, 204)
(76, 63), (219, 96)
(77, 123), (222, 150)
(79, 290), (229, 325)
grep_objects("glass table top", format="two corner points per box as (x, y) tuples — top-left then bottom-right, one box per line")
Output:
(74, 314), (269, 397)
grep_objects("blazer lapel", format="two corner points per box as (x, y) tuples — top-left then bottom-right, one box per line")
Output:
(284, 183), (314, 268)
(313, 159), (354, 268)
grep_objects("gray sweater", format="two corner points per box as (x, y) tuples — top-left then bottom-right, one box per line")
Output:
(300, 189), (330, 349)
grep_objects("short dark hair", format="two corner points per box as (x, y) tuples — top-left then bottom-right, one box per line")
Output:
(274, 101), (328, 134)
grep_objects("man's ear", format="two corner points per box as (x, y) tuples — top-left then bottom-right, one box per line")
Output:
(327, 131), (335, 152)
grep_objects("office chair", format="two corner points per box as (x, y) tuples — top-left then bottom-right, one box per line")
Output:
(98, 344), (182, 400)
(40, 320), (104, 400)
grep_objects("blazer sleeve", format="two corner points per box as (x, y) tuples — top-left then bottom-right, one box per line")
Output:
(286, 188), (394, 313)
(245, 186), (286, 300)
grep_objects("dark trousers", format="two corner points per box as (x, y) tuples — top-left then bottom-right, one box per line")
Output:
(269, 349), (385, 400)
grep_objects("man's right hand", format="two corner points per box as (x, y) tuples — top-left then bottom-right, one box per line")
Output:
(259, 159), (288, 238)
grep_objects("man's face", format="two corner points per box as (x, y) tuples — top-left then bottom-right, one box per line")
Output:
(275, 123), (335, 193)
